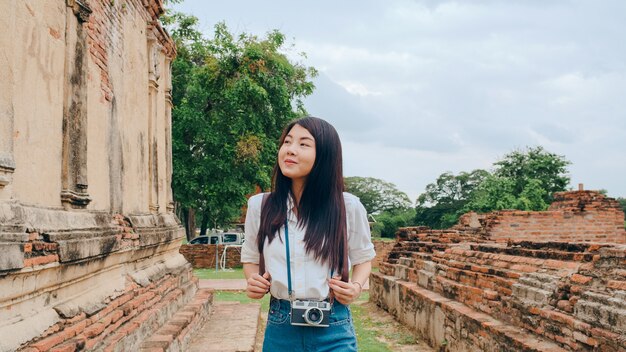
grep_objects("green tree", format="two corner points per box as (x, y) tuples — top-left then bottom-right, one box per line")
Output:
(165, 14), (317, 239)
(372, 208), (416, 238)
(344, 177), (411, 214)
(464, 146), (570, 213)
(414, 170), (489, 229)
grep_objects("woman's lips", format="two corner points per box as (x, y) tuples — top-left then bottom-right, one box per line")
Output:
(284, 159), (297, 165)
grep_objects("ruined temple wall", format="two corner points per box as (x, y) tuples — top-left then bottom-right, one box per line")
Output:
(179, 245), (243, 269)
(456, 191), (625, 244)
(0, 0), (174, 213)
(372, 240), (396, 268)
(372, 191), (626, 351)
(0, 1), (194, 351)
(484, 210), (625, 244)
(1, 0), (66, 206)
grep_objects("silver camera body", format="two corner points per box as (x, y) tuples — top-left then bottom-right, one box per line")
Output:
(290, 299), (331, 327)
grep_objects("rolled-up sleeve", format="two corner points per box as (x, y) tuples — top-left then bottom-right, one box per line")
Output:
(346, 194), (376, 265)
(241, 194), (262, 264)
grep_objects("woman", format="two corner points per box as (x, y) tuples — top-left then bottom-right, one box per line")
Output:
(241, 116), (376, 352)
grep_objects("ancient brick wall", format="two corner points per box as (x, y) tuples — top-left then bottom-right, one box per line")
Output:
(372, 240), (396, 268)
(371, 191), (626, 351)
(0, 1), (202, 351)
(179, 244), (243, 269)
(458, 191), (626, 244)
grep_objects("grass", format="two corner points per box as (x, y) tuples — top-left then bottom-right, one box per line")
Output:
(212, 290), (271, 312)
(351, 292), (392, 352)
(352, 291), (422, 351)
(371, 236), (396, 242)
(194, 267), (245, 280)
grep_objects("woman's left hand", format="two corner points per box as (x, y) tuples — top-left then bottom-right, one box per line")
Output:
(328, 276), (361, 305)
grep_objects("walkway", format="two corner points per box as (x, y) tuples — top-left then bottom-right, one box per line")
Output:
(188, 301), (261, 352)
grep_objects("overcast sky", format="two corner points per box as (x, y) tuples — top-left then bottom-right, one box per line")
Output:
(172, 0), (626, 201)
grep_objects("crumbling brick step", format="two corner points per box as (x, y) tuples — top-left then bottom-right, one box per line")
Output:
(138, 288), (214, 352)
(187, 301), (261, 352)
(371, 272), (568, 352)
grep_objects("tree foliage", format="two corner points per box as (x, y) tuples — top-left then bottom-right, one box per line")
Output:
(414, 170), (489, 229)
(344, 177), (412, 215)
(465, 146), (570, 212)
(371, 209), (416, 238)
(414, 147), (571, 229)
(164, 13), (317, 238)
(618, 198), (626, 213)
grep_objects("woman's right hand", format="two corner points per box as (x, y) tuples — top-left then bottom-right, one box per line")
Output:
(246, 272), (272, 299)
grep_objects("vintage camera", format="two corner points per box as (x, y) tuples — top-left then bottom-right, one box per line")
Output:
(290, 300), (331, 327)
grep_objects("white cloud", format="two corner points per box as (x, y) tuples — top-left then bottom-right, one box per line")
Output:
(174, 0), (626, 198)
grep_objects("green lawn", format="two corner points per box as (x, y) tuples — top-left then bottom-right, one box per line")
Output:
(349, 292), (392, 352)
(371, 236), (396, 242)
(212, 290), (271, 312)
(194, 267), (245, 280)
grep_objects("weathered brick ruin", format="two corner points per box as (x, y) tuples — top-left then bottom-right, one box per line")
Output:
(179, 244), (243, 269)
(0, 1), (211, 351)
(371, 190), (626, 351)
(372, 240), (396, 268)
(179, 240), (393, 270)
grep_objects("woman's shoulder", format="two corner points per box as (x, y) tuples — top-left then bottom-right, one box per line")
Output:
(343, 192), (365, 212)
(247, 192), (269, 210)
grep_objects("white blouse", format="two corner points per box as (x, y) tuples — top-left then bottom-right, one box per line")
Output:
(241, 192), (376, 301)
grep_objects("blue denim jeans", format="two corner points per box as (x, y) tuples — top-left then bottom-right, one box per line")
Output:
(263, 296), (358, 352)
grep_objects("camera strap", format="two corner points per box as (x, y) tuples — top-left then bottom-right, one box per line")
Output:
(284, 219), (295, 301)
(257, 192), (349, 301)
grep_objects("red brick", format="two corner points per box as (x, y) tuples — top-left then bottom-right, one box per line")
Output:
(24, 254), (59, 267)
(556, 300), (573, 313)
(50, 342), (76, 352)
(570, 274), (593, 285)
(607, 280), (626, 290)
(64, 319), (88, 338)
(573, 331), (598, 347)
(84, 323), (105, 338)
(31, 333), (65, 351)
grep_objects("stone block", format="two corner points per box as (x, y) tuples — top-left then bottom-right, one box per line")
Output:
(512, 283), (553, 305)
(56, 235), (120, 262)
(0, 242), (24, 270)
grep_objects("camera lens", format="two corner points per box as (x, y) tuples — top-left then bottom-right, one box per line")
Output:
(304, 307), (323, 325)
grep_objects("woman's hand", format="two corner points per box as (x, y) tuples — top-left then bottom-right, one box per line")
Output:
(328, 276), (362, 305)
(246, 272), (272, 299)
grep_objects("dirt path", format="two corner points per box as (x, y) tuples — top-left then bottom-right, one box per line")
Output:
(352, 300), (434, 351)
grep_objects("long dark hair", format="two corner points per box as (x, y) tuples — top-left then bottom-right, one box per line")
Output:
(257, 116), (347, 278)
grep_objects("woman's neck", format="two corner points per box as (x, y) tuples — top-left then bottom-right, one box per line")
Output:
(291, 178), (305, 208)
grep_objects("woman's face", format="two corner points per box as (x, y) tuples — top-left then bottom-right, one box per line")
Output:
(278, 124), (316, 182)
